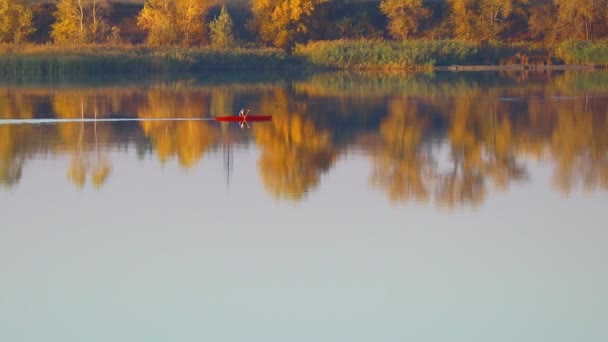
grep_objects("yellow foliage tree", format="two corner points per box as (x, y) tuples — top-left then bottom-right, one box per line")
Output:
(0, 0), (35, 43)
(554, 0), (608, 40)
(450, 0), (518, 42)
(249, 0), (327, 49)
(379, 0), (431, 40)
(210, 5), (236, 49)
(51, 0), (110, 44)
(527, 0), (560, 42)
(137, 0), (210, 46)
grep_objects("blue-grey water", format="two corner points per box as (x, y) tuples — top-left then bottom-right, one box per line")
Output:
(1, 71), (607, 342)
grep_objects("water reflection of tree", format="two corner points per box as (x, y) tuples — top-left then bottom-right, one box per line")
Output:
(370, 97), (433, 202)
(440, 94), (528, 207)
(550, 97), (608, 193)
(254, 90), (336, 200)
(137, 88), (216, 168)
(369, 92), (529, 208)
(52, 96), (113, 189)
(0, 91), (34, 187)
(2, 74), (608, 202)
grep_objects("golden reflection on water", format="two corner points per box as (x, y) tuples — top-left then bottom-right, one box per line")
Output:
(1, 71), (608, 206)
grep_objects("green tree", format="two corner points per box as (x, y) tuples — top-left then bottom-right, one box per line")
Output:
(249, 0), (327, 49)
(210, 6), (236, 49)
(0, 0), (35, 43)
(379, 0), (431, 40)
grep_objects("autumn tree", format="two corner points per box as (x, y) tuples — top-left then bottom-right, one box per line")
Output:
(51, 0), (110, 44)
(379, 0), (431, 40)
(137, 0), (210, 46)
(249, 0), (327, 49)
(0, 0), (35, 43)
(527, 0), (560, 42)
(210, 6), (236, 49)
(554, 0), (608, 41)
(450, 0), (519, 42)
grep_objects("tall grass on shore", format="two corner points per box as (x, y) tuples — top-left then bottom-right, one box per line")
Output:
(0, 44), (295, 80)
(294, 39), (480, 70)
(2, 40), (608, 80)
(555, 40), (608, 67)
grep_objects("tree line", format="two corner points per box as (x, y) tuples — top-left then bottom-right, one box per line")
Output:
(2, 0), (608, 49)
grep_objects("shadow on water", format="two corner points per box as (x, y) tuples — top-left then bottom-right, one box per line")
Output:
(1, 70), (608, 207)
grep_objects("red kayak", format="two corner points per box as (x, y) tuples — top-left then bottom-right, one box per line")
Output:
(214, 115), (272, 122)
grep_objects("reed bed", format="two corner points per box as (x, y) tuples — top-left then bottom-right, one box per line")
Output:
(555, 40), (608, 67)
(0, 44), (295, 80)
(294, 39), (479, 70)
(2, 40), (607, 80)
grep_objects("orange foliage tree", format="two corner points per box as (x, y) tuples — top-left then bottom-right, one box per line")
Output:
(249, 0), (327, 49)
(379, 0), (431, 40)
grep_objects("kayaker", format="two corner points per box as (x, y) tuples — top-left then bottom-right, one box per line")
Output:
(239, 108), (250, 129)
(238, 108), (250, 117)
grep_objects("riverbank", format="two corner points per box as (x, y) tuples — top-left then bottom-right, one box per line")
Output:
(0, 44), (297, 80)
(1, 40), (607, 79)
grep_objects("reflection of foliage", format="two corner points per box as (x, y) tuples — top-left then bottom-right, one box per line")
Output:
(370, 91), (529, 208)
(0, 92), (34, 188)
(255, 90), (336, 200)
(441, 96), (487, 207)
(67, 153), (88, 188)
(371, 97), (432, 202)
(0, 153), (22, 187)
(91, 158), (111, 188)
(438, 93), (528, 207)
(551, 100), (608, 193)
(138, 88), (216, 168)
(52, 94), (114, 189)
(1, 73), (608, 204)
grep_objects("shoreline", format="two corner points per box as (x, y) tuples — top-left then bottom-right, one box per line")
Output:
(436, 64), (599, 72)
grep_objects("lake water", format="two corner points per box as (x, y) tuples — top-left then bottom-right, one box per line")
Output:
(1, 71), (607, 341)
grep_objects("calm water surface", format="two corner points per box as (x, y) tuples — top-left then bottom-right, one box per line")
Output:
(1, 71), (607, 341)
